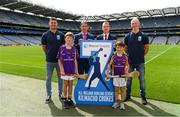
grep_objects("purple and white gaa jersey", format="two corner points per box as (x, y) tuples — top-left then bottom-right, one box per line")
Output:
(57, 45), (79, 75)
(112, 53), (128, 75)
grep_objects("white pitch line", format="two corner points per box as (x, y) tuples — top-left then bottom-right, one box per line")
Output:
(0, 62), (45, 69)
(145, 46), (175, 64)
(0, 46), (175, 69)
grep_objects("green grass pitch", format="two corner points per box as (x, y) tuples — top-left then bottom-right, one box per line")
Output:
(0, 45), (180, 104)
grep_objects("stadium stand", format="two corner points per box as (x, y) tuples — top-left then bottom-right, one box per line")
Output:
(152, 36), (168, 44)
(148, 36), (154, 44)
(168, 36), (180, 44)
(19, 35), (41, 45)
(0, 34), (17, 45)
(0, 0), (179, 45)
(3, 35), (32, 45)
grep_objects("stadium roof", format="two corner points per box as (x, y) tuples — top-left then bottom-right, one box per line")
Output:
(0, 0), (179, 22)
(81, 7), (180, 22)
(0, 0), (81, 20)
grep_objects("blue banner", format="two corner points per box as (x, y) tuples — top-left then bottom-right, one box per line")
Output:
(74, 40), (114, 105)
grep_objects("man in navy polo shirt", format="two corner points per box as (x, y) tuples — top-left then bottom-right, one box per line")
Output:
(124, 18), (149, 105)
(41, 17), (65, 103)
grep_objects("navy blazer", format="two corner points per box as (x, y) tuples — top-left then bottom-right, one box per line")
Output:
(96, 34), (116, 40)
(74, 32), (95, 52)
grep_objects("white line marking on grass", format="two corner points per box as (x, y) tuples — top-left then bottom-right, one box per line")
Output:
(145, 46), (175, 64)
(0, 62), (45, 69)
(0, 46), (175, 69)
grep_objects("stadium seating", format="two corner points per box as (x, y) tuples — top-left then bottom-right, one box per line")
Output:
(19, 35), (41, 45)
(0, 9), (80, 30)
(3, 35), (31, 45)
(0, 35), (41, 45)
(152, 36), (168, 44)
(0, 8), (180, 45)
(167, 36), (180, 44)
(0, 34), (17, 45)
(148, 36), (154, 44)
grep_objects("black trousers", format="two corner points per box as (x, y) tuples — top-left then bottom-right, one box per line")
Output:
(78, 58), (90, 74)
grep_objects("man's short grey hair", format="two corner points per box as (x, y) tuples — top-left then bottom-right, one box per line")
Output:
(131, 17), (140, 24)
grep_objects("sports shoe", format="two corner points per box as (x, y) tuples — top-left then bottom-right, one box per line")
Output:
(120, 103), (125, 110)
(59, 94), (66, 101)
(141, 96), (148, 105)
(112, 102), (120, 109)
(45, 96), (52, 104)
(68, 99), (76, 108)
(63, 100), (70, 109)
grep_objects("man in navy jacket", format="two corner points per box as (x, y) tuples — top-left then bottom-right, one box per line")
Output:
(74, 21), (95, 74)
(96, 21), (116, 41)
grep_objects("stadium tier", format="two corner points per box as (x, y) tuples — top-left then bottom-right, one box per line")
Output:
(0, 1), (180, 45)
(0, 34), (41, 45)
(152, 36), (167, 44)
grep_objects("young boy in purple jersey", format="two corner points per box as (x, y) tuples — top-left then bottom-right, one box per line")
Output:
(57, 32), (78, 109)
(106, 41), (129, 110)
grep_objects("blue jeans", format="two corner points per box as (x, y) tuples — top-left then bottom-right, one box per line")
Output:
(46, 62), (63, 97)
(126, 63), (146, 97)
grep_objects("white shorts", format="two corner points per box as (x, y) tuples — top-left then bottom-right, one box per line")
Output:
(113, 77), (126, 87)
(61, 75), (75, 81)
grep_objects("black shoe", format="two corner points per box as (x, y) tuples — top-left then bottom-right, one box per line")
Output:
(45, 96), (52, 104)
(60, 97), (67, 101)
(123, 96), (131, 102)
(59, 94), (66, 101)
(68, 99), (76, 108)
(63, 100), (70, 109)
(141, 97), (148, 105)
